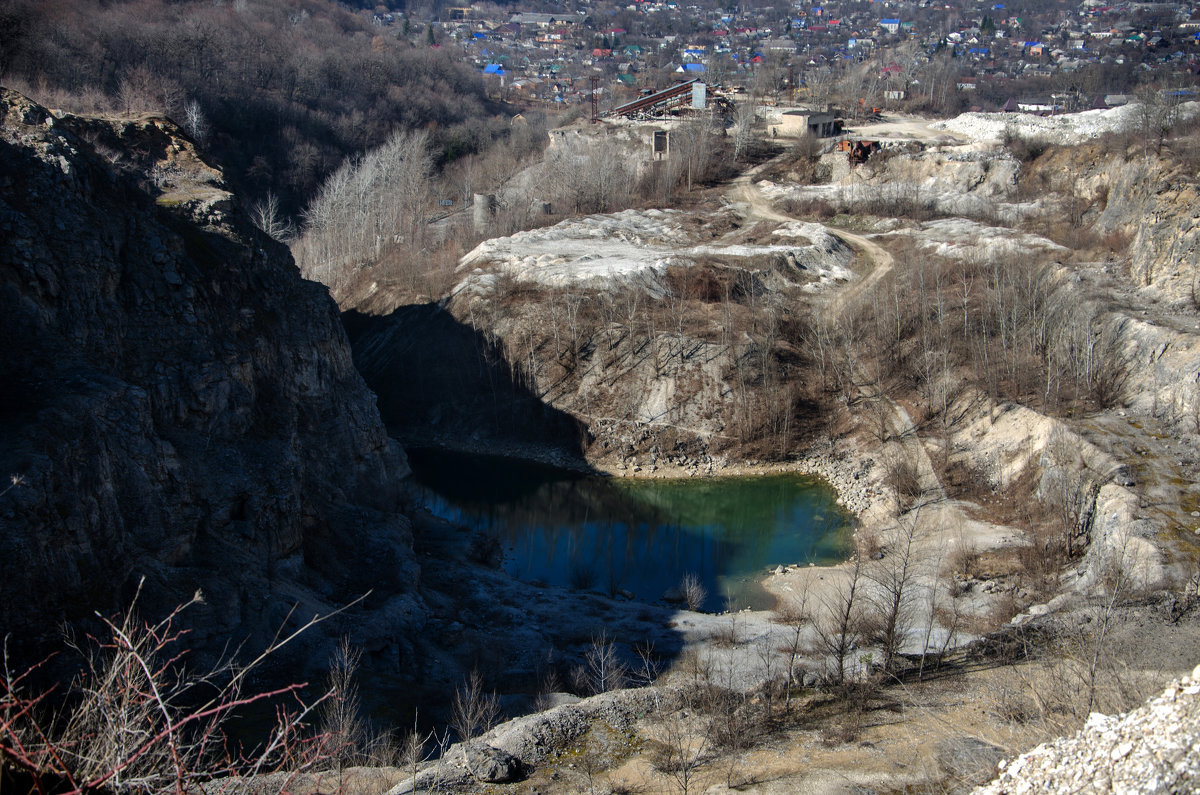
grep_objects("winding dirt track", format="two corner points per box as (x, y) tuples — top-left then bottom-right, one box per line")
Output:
(822, 227), (894, 319)
(728, 167), (894, 317)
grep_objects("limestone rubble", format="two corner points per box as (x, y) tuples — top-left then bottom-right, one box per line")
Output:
(974, 665), (1200, 795)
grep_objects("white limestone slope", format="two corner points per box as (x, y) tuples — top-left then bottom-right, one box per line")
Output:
(933, 101), (1200, 146)
(455, 208), (854, 295)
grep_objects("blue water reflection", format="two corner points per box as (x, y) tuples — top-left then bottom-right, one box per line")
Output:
(406, 449), (852, 612)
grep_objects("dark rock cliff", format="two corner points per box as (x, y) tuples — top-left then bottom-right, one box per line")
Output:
(0, 89), (420, 670)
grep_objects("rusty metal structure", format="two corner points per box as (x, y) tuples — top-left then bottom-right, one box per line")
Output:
(610, 79), (703, 118)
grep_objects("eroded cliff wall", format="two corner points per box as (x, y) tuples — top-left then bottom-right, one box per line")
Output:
(1032, 144), (1199, 302)
(0, 90), (418, 666)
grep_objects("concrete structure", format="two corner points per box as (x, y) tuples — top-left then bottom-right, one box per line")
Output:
(473, 193), (498, 232)
(777, 110), (842, 137)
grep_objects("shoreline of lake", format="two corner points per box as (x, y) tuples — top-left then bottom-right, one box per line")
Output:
(396, 430), (884, 530)
(405, 444), (856, 613)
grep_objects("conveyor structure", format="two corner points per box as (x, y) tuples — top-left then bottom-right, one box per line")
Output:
(610, 80), (703, 118)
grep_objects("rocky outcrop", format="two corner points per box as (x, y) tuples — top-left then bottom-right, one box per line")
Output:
(386, 686), (667, 794)
(1027, 145), (1199, 303)
(974, 665), (1200, 794)
(1127, 178), (1200, 300)
(0, 89), (418, 667)
(858, 148), (1021, 200)
(348, 208), (852, 463)
(344, 303), (590, 457)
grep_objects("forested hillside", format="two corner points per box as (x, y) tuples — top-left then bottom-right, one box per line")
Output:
(0, 0), (502, 214)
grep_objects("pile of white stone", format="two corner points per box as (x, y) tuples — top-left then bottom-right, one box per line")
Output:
(974, 665), (1200, 794)
(933, 102), (1200, 146)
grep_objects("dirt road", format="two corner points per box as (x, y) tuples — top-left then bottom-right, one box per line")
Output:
(728, 165), (894, 316)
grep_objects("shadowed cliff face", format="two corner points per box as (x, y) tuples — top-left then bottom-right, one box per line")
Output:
(343, 304), (591, 457)
(0, 89), (419, 668)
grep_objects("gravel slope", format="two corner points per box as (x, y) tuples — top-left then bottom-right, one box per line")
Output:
(974, 665), (1200, 795)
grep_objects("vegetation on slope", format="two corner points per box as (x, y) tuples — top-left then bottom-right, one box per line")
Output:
(0, 0), (501, 215)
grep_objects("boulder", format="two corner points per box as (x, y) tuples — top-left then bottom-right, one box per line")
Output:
(463, 742), (522, 783)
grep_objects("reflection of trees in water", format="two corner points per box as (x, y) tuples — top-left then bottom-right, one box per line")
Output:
(407, 449), (851, 607)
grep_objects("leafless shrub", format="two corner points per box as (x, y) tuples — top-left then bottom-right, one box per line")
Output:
(649, 708), (714, 795)
(781, 196), (838, 220)
(950, 539), (980, 580)
(666, 649), (717, 711)
(631, 640), (661, 688)
(705, 690), (762, 758)
(320, 639), (368, 773)
(0, 584), (350, 795)
(569, 562), (598, 591)
(884, 452), (923, 514)
(1004, 132), (1048, 163)
(680, 573), (707, 612)
(857, 529), (883, 562)
(534, 655), (564, 712)
(449, 668), (500, 742)
(819, 709), (866, 746)
(707, 616), (740, 648)
(1018, 538), (1067, 597)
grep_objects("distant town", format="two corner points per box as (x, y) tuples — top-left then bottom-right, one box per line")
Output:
(371, 0), (1200, 115)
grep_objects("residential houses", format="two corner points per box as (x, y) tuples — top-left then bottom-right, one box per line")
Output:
(363, 0), (1199, 115)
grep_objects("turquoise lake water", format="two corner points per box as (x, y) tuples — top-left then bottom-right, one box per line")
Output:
(406, 448), (853, 612)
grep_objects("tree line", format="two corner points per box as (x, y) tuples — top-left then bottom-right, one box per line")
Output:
(0, 0), (502, 216)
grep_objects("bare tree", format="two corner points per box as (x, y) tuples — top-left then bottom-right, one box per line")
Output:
(182, 99), (208, 145)
(811, 554), (865, 685)
(803, 66), (835, 109)
(865, 505), (925, 675)
(450, 668), (500, 742)
(775, 576), (812, 714)
(249, 191), (294, 242)
(294, 129), (432, 294)
(1135, 86), (1182, 158)
(732, 100), (758, 162)
(541, 133), (635, 214)
(583, 630), (628, 695)
(754, 636), (780, 720)
(1042, 427), (1095, 560)
(672, 113), (719, 192)
(320, 639), (367, 774)
(912, 515), (956, 681)
(1074, 527), (1141, 715)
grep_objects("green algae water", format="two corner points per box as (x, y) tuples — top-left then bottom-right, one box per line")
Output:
(406, 448), (853, 612)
